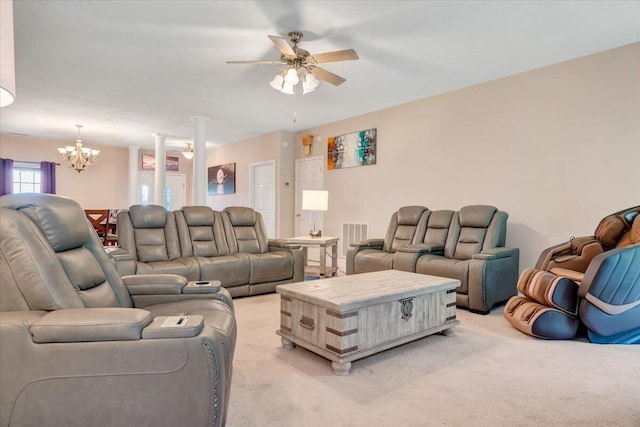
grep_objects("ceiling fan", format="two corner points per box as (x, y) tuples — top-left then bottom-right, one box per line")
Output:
(226, 31), (359, 94)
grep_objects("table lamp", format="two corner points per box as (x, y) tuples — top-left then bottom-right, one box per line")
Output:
(302, 190), (328, 238)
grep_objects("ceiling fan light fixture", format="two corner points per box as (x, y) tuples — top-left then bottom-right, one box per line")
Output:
(269, 73), (284, 91)
(284, 68), (299, 85)
(302, 80), (316, 94)
(281, 82), (295, 95)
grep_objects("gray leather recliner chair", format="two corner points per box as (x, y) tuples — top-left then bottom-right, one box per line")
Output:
(0, 194), (236, 426)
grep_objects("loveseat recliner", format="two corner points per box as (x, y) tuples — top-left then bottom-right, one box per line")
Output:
(114, 204), (304, 297)
(348, 205), (520, 314)
(504, 206), (640, 343)
(0, 193), (236, 426)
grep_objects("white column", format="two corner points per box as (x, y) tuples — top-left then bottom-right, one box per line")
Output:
(190, 116), (209, 205)
(128, 145), (140, 207)
(153, 133), (167, 208)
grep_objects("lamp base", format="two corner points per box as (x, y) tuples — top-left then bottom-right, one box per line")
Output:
(309, 230), (322, 238)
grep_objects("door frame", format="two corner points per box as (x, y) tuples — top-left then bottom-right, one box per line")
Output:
(249, 159), (277, 236)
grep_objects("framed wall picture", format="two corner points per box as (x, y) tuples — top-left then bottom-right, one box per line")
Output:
(141, 154), (180, 171)
(327, 128), (377, 170)
(208, 162), (236, 195)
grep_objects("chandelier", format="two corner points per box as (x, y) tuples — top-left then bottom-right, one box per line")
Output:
(182, 143), (194, 159)
(269, 66), (320, 95)
(57, 125), (100, 173)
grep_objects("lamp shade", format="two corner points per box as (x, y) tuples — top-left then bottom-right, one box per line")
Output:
(302, 190), (328, 211)
(0, 0), (16, 108)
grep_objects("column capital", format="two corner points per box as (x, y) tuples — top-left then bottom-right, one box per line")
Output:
(189, 116), (210, 123)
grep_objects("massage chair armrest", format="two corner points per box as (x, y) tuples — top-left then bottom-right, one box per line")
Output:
(535, 236), (601, 270)
(29, 308), (152, 343)
(472, 247), (515, 261)
(269, 239), (301, 250)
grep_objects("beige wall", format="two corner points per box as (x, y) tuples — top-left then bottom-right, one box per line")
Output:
(206, 130), (296, 237)
(0, 135), (193, 209)
(294, 42), (640, 271)
(0, 134), (130, 209)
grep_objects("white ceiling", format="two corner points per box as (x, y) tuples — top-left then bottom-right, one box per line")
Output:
(1, 1), (639, 150)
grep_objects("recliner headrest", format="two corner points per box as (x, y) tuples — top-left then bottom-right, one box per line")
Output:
(459, 205), (497, 228)
(182, 206), (215, 226)
(428, 210), (454, 228)
(0, 193), (89, 252)
(225, 207), (256, 226)
(129, 205), (167, 228)
(594, 214), (626, 248)
(629, 216), (640, 244)
(397, 206), (428, 226)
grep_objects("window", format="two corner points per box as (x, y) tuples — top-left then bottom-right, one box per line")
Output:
(13, 167), (41, 194)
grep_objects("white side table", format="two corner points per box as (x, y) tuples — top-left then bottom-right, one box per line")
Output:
(284, 236), (339, 278)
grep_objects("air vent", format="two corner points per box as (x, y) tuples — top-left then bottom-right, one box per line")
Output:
(341, 223), (368, 257)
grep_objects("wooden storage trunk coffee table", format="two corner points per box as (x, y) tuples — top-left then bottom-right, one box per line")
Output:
(276, 270), (460, 375)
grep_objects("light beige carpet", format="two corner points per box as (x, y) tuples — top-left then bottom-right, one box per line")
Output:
(226, 293), (640, 426)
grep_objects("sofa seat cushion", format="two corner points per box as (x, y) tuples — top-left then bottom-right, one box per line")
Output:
(415, 255), (470, 294)
(136, 258), (200, 282)
(196, 253), (251, 287)
(353, 249), (394, 274)
(248, 251), (293, 284)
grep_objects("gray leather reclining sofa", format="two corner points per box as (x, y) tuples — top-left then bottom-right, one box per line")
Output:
(0, 193), (236, 426)
(347, 205), (520, 314)
(112, 204), (304, 297)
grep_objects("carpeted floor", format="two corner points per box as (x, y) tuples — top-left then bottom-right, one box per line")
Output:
(226, 293), (640, 426)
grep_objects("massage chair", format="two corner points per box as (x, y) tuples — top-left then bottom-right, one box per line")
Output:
(504, 206), (640, 343)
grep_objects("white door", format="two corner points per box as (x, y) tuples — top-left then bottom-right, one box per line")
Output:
(138, 171), (186, 210)
(295, 156), (324, 236)
(250, 160), (276, 238)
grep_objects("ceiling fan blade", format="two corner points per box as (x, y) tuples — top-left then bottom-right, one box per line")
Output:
(310, 67), (346, 86)
(226, 60), (286, 65)
(310, 49), (359, 64)
(268, 35), (295, 56)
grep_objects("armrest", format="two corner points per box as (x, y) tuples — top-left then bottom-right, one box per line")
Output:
(105, 246), (133, 261)
(122, 274), (187, 295)
(399, 243), (444, 255)
(350, 238), (384, 249)
(472, 247), (514, 261)
(30, 308), (152, 343)
(142, 315), (204, 339)
(269, 239), (301, 250)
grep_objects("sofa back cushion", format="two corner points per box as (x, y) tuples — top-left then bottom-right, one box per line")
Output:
(382, 206), (429, 253)
(123, 205), (181, 262)
(423, 210), (454, 247)
(0, 194), (132, 311)
(450, 205), (503, 260)
(223, 207), (269, 254)
(176, 206), (230, 257)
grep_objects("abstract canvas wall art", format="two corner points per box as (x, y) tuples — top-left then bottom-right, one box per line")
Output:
(327, 128), (376, 170)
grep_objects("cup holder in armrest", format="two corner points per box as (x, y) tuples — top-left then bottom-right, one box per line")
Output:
(142, 315), (204, 339)
(183, 280), (222, 294)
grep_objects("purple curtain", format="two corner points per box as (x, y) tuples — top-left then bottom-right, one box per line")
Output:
(0, 158), (13, 196)
(40, 161), (57, 194)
